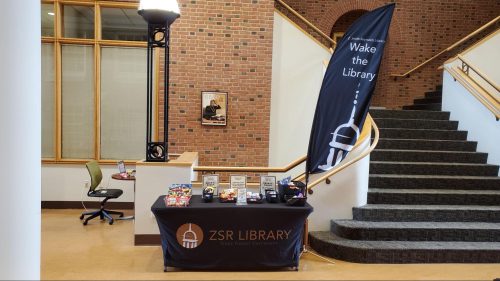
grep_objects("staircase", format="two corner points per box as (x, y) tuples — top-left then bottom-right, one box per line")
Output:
(309, 86), (500, 263)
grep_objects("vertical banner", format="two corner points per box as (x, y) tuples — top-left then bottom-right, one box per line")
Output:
(306, 4), (395, 179)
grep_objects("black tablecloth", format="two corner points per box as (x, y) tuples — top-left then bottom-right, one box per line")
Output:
(151, 195), (313, 270)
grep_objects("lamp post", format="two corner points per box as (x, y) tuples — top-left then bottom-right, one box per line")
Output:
(138, 0), (180, 162)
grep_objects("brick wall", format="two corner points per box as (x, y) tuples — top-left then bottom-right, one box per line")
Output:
(281, 0), (500, 109)
(157, 0), (274, 170)
(154, 0), (498, 170)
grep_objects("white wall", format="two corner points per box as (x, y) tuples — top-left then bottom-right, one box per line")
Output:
(269, 11), (331, 178)
(42, 164), (136, 203)
(461, 30), (500, 92)
(442, 71), (500, 175)
(0, 1), (41, 279)
(135, 162), (197, 235)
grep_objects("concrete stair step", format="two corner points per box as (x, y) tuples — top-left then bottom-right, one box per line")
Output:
(353, 204), (500, 222)
(371, 149), (487, 163)
(378, 128), (467, 140)
(403, 103), (442, 111)
(374, 118), (458, 130)
(425, 91), (443, 98)
(370, 161), (499, 176)
(369, 174), (500, 190)
(368, 188), (500, 206)
(309, 231), (500, 263)
(369, 109), (450, 120)
(331, 220), (500, 241)
(414, 97), (442, 104)
(375, 138), (477, 151)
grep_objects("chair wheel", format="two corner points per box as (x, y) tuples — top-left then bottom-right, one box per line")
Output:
(109, 220), (114, 225)
(83, 220), (88, 225)
(79, 214), (84, 220)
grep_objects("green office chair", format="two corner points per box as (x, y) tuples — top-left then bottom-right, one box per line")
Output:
(80, 161), (124, 225)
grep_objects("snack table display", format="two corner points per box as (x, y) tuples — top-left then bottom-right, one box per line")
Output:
(151, 195), (313, 271)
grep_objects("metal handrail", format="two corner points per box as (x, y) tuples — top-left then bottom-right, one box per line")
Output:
(457, 55), (500, 96)
(307, 114), (379, 193)
(274, 0), (337, 47)
(391, 15), (500, 78)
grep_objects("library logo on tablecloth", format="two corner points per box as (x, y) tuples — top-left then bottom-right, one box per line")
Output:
(176, 223), (204, 249)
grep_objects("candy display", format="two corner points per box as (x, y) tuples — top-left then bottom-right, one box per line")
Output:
(265, 190), (279, 203)
(219, 188), (237, 203)
(246, 192), (263, 204)
(277, 177), (307, 206)
(202, 185), (216, 203)
(165, 184), (192, 207)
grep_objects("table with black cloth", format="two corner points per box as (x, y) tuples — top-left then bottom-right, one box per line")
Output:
(151, 195), (313, 271)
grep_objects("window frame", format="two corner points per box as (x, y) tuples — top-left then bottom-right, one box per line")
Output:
(41, 0), (158, 165)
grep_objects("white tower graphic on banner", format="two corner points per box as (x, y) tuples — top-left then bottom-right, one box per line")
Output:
(318, 88), (361, 171)
(182, 223), (199, 249)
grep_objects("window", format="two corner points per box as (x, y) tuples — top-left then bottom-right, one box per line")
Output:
(100, 47), (147, 160)
(41, 4), (54, 37)
(61, 45), (95, 159)
(101, 8), (148, 41)
(42, 43), (55, 158)
(63, 5), (95, 39)
(41, 1), (154, 162)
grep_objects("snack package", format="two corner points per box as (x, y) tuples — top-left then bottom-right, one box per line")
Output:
(219, 188), (237, 202)
(166, 184), (192, 207)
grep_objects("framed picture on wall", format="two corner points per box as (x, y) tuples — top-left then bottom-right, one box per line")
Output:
(201, 91), (227, 126)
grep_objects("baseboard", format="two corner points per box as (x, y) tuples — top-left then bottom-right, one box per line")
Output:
(41, 201), (134, 210)
(135, 234), (161, 246)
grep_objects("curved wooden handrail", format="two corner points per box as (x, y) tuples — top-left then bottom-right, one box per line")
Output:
(307, 114), (379, 192)
(193, 155), (307, 173)
(193, 113), (378, 193)
(391, 15), (500, 78)
(457, 55), (500, 95)
(274, 0), (337, 47)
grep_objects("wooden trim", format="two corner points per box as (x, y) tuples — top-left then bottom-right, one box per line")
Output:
(98, 40), (147, 47)
(42, 159), (141, 165)
(42, 201), (134, 210)
(391, 15), (500, 78)
(95, 1), (101, 41)
(193, 155), (307, 173)
(58, 38), (95, 45)
(59, 0), (95, 6)
(274, 0), (336, 47)
(55, 41), (62, 160)
(274, 10), (332, 53)
(42, 37), (56, 43)
(308, 114), (379, 191)
(94, 43), (101, 160)
(56, 1), (62, 38)
(135, 234), (161, 246)
(446, 16), (500, 50)
(98, 1), (139, 9)
(391, 49), (448, 78)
